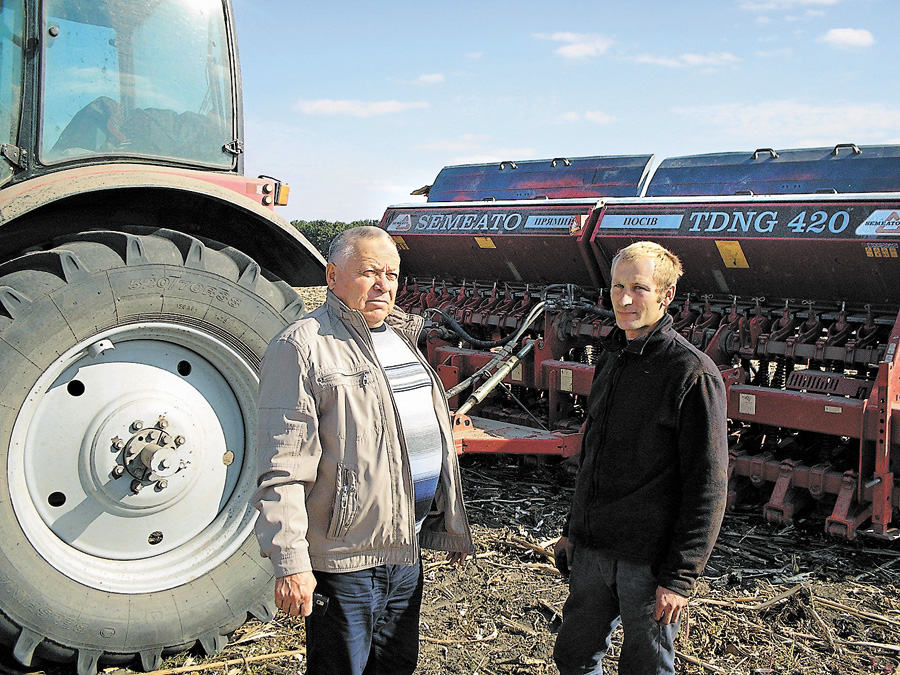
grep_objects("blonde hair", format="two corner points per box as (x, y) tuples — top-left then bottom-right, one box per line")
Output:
(611, 241), (683, 292)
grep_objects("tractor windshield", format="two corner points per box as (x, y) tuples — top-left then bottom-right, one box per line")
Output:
(40, 0), (235, 168)
(0, 0), (25, 184)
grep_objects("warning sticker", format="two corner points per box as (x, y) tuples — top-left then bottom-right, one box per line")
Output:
(865, 242), (899, 258)
(739, 393), (756, 416)
(715, 241), (749, 268)
(474, 237), (496, 249)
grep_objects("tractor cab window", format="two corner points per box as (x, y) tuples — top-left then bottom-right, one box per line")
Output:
(0, 0), (25, 184)
(40, 0), (234, 168)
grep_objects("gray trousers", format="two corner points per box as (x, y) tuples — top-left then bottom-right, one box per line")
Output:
(553, 548), (681, 675)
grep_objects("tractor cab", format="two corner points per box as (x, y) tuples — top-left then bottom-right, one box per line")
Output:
(1, 0), (238, 185)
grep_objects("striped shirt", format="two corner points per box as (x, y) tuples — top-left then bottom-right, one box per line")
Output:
(370, 324), (443, 533)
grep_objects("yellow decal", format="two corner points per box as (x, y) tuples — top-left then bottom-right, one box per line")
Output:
(392, 236), (409, 251)
(474, 237), (496, 249)
(715, 241), (749, 268)
(865, 243), (898, 258)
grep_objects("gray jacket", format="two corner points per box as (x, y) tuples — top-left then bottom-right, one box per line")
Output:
(253, 291), (473, 577)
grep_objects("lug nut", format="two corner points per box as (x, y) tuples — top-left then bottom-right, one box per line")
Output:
(112, 465), (125, 478)
(156, 479), (168, 491)
(131, 420), (144, 431)
(112, 438), (125, 450)
(174, 435), (186, 447)
(157, 417), (168, 430)
(130, 480), (143, 494)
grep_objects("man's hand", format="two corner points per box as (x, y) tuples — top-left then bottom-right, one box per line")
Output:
(447, 551), (468, 565)
(654, 586), (688, 625)
(553, 536), (574, 575)
(275, 571), (317, 617)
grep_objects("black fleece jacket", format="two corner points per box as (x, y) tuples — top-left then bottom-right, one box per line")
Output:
(565, 313), (728, 597)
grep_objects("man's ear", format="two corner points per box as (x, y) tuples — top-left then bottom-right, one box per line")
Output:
(325, 262), (337, 289)
(661, 285), (676, 308)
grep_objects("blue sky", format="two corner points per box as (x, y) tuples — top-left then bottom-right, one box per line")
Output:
(232, 0), (896, 223)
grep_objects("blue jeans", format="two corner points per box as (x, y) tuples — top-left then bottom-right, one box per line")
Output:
(553, 548), (680, 675)
(305, 563), (423, 675)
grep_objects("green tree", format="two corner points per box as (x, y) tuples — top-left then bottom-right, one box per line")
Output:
(292, 219), (378, 258)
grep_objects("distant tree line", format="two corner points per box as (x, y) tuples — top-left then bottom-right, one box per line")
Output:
(291, 219), (379, 258)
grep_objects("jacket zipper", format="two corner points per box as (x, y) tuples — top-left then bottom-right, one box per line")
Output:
(333, 466), (357, 538)
(584, 350), (627, 536)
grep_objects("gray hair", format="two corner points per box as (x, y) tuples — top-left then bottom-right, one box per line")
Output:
(327, 226), (397, 266)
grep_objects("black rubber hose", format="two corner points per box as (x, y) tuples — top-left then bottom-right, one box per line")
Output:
(424, 307), (516, 348)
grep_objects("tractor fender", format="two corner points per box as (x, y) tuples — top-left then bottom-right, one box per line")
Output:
(0, 164), (326, 286)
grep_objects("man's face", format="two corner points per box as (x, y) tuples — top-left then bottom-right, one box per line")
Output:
(610, 256), (675, 340)
(326, 237), (400, 328)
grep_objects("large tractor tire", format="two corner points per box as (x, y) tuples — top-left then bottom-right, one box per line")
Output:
(0, 228), (308, 675)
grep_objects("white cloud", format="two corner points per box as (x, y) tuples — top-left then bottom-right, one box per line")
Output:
(466, 51), (483, 59)
(675, 101), (900, 145)
(534, 32), (613, 59)
(558, 111), (616, 124)
(633, 54), (684, 68)
(414, 73), (445, 85)
(739, 0), (841, 11)
(585, 111), (616, 124)
(631, 52), (739, 68)
(818, 28), (875, 49)
(681, 52), (741, 67)
(293, 99), (429, 117)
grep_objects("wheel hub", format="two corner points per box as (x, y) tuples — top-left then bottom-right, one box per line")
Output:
(113, 416), (192, 492)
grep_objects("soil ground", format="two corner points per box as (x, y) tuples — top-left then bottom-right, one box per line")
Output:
(131, 455), (900, 675)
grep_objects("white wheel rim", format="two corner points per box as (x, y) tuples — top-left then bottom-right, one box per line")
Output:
(8, 322), (260, 594)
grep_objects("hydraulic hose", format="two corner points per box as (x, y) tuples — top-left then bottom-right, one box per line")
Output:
(425, 307), (517, 349)
(456, 340), (536, 416)
(439, 300), (547, 400)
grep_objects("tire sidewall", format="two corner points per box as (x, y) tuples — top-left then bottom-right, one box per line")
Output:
(0, 254), (284, 656)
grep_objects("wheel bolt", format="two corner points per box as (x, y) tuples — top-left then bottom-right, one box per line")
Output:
(112, 438), (125, 450)
(174, 435), (186, 447)
(157, 417), (169, 429)
(156, 479), (168, 491)
(112, 465), (125, 478)
(131, 420), (144, 431)
(130, 480), (143, 494)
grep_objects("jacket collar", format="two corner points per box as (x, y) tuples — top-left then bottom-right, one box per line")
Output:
(324, 290), (424, 340)
(601, 312), (675, 356)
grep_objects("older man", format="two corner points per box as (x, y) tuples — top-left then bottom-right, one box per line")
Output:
(554, 241), (728, 674)
(253, 226), (473, 675)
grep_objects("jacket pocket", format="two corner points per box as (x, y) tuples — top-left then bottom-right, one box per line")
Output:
(315, 365), (374, 389)
(326, 463), (360, 540)
(312, 364), (382, 444)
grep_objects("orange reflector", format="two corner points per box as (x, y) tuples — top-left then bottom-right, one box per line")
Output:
(275, 183), (290, 206)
